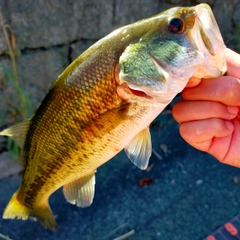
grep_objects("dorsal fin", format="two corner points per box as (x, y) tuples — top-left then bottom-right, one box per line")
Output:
(124, 127), (152, 170)
(0, 118), (31, 149)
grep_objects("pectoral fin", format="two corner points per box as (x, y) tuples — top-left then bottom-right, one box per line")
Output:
(0, 118), (31, 149)
(63, 172), (96, 207)
(124, 127), (152, 170)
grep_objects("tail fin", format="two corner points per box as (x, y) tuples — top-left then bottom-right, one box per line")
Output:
(3, 190), (57, 231)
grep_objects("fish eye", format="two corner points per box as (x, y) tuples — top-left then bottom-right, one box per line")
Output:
(168, 18), (183, 33)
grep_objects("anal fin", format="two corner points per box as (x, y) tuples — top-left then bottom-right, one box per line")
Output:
(63, 172), (96, 207)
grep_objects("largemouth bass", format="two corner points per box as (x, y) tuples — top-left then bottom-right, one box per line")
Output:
(0, 3), (226, 230)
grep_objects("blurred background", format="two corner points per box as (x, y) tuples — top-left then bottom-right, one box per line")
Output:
(0, 0), (240, 240)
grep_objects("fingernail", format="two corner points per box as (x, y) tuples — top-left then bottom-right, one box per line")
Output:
(225, 120), (234, 131)
(227, 106), (238, 115)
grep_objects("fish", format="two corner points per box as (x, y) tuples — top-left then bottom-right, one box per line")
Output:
(0, 3), (226, 230)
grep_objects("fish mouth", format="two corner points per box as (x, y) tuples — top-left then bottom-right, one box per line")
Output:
(127, 86), (152, 99)
(118, 82), (153, 99)
(195, 4), (224, 53)
(191, 3), (227, 77)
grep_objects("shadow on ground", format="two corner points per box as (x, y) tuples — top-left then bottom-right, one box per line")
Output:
(0, 109), (239, 240)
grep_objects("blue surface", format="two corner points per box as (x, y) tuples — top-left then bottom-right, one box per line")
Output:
(0, 111), (240, 240)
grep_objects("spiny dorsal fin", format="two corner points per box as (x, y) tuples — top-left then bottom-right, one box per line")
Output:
(0, 118), (31, 149)
(63, 171), (96, 207)
(124, 127), (152, 170)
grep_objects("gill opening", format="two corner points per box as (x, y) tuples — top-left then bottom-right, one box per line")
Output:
(128, 87), (152, 99)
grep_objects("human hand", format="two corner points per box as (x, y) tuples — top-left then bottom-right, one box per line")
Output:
(172, 48), (240, 167)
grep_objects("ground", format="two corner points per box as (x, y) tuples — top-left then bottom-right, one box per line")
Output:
(0, 108), (240, 240)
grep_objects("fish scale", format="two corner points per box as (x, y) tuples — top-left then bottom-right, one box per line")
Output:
(0, 3), (227, 230)
(20, 56), (123, 203)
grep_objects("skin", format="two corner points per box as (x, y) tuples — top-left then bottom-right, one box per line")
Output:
(172, 48), (240, 167)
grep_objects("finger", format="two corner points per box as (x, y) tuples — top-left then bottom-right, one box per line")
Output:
(207, 135), (233, 165)
(182, 77), (240, 106)
(185, 77), (202, 88)
(217, 118), (240, 167)
(226, 48), (240, 79)
(179, 119), (234, 151)
(172, 101), (238, 123)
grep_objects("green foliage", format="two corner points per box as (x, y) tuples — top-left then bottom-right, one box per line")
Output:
(1, 65), (34, 119)
(237, 22), (240, 45)
(1, 66), (33, 155)
(0, 11), (33, 155)
(7, 138), (21, 156)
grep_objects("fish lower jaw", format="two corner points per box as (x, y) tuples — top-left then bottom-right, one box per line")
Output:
(190, 14), (227, 78)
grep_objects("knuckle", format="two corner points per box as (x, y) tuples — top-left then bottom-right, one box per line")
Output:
(172, 103), (183, 122)
(212, 119), (224, 131)
(211, 102), (222, 116)
(224, 77), (240, 101)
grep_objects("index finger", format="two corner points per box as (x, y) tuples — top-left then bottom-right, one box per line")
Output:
(185, 77), (202, 88)
(182, 76), (240, 106)
(226, 48), (240, 79)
